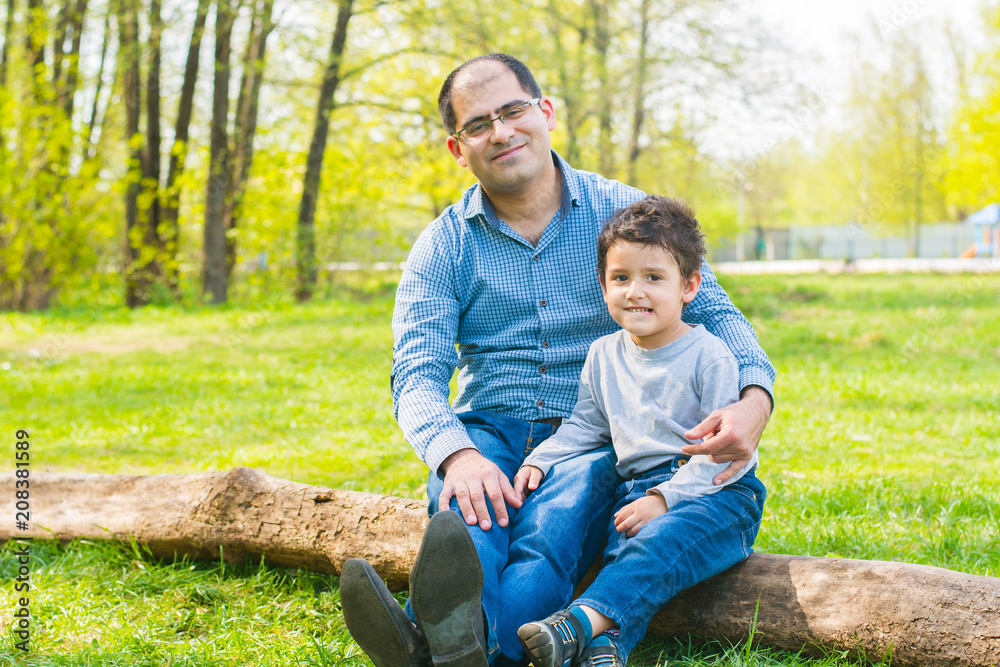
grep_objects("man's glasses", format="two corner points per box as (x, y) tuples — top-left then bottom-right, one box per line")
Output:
(452, 98), (541, 143)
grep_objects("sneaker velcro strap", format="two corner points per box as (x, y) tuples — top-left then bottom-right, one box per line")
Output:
(551, 609), (587, 661)
(579, 644), (624, 667)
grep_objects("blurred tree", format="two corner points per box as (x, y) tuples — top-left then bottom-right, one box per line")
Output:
(161, 0), (211, 293)
(295, 0), (354, 303)
(203, 0), (276, 304)
(825, 24), (948, 254)
(119, 0), (162, 307)
(0, 0), (14, 86)
(943, 2), (1000, 216)
(0, 0), (117, 310)
(203, 0), (237, 304)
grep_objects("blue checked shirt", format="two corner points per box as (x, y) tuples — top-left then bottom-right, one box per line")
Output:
(391, 152), (775, 473)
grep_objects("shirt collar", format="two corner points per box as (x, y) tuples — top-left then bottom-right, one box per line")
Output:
(465, 150), (577, 230)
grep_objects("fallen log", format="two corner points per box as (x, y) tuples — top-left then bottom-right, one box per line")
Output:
(3, 467), (998, 666)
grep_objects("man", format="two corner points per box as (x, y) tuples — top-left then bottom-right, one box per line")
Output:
(341, 53), (775, 667)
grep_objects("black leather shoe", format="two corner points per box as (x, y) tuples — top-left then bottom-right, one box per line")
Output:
(574, 643), (625, 667)
(409, 510), (489, 667)
(516, 608), (587, 667)
(341, 558), (431, 667)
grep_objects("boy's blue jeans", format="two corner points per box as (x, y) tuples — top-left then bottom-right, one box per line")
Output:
(404, 410), (621, 666)
(574, 457), (767, 661)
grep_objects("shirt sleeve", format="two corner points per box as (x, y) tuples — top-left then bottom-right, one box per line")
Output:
(650, 355), (748, 509)
(683, 261), (776, 408)
(522, 349), (611, 478)
(390, 228), (476, 474)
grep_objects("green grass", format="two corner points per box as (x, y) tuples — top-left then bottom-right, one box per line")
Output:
(1, 272), (998, 665)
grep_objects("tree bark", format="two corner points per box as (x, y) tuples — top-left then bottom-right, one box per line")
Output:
(83, 8), (112, 159)
(545, 0), (584, 167)
(203, 0), (236, 304)
(0, 0), (15, 87)
(145, 0), (162, 265)
(626, 0), (650, 187)
(295, 0), (354, 303)
(25, 0), (46, 102)
(118, 0), (149, 308)
(53, 0), (87, 118)
(587, 0), (614, 177)
(161, 0), (211, 293)
(3, 467), (998, 667)
(62, 0), (88, 119)
(224, 0), (274, 279)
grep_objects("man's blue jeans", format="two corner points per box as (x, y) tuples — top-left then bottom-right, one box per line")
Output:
(574, 457), (766, 661)
(404, 410), (621, 666)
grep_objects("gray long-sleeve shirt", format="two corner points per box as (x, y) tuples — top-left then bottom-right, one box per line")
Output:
(522, 325), (759, 509)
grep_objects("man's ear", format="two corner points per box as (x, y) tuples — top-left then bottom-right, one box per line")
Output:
(540, 96), (557, 132)
(682, 271), (702, 303)
(446, 136), (468, 168)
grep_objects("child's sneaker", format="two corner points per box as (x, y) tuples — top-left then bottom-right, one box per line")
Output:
(517, 608), (587, 667)
(575, 643), (625, 667)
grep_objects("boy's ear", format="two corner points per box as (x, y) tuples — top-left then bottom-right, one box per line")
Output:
(597, 267), (607, 294)
(682, 271), (702, 303)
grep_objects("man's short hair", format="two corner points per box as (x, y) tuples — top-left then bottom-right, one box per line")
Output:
(597, 196), (706, 281)
(438, 53), (542, 134)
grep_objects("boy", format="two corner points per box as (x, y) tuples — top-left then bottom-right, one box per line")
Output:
(511, 196), (767, 667)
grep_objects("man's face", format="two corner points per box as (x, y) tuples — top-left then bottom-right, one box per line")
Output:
(445, 63), (557, 196)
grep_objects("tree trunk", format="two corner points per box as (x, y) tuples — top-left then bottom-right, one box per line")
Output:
(546, 0), (583, 167)
(223, 0), (274, 280)
(63, 0), (88, 119)
(3, 467), (998, 667)
(145, 0), (162, 268)
(83, 8), (111, 158)
(118, 0), (149, 308)
(25, 0), (46, 102)
(0, 0), (15, 87)
(162, 0), (211, 293)
(295, 0), (354, 303)
(588, 0), (614, 177)
(203, 0), (236, 304)
(626, 0), (650, 187)
(53, 0), (87, 118)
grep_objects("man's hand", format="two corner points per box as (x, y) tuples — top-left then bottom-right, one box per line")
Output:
(512, 465), (545, 502)
(438, 448), (523, 531)
(613, 494), (667, 537)
(683, 386), (771, 485)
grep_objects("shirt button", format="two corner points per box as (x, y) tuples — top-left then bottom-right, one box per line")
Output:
(542, 341), (550, 348)
(537, 400), (545, 407)
(539, 365), (547, 374)
(533, 255), (540, 261)
(540, 299), (548, 307)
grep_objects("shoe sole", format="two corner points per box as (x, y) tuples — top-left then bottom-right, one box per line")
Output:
(410, 511), (488, 667)
(341, 558), (425, 667)
(517, 623), (560, 667)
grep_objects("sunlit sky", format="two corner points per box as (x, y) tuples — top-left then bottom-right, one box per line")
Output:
(743, 0), (983, 90)
(751, 0), (984, 63)
(696, 0), (988, 158)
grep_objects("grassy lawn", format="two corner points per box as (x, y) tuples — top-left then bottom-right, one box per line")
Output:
(1, 272), (998, 665)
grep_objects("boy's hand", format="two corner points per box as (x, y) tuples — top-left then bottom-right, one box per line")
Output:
(512, 465), (545, 502)
(614, 494), (667, 537)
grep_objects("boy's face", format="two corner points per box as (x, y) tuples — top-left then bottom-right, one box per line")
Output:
(600, 241), (702, 350)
